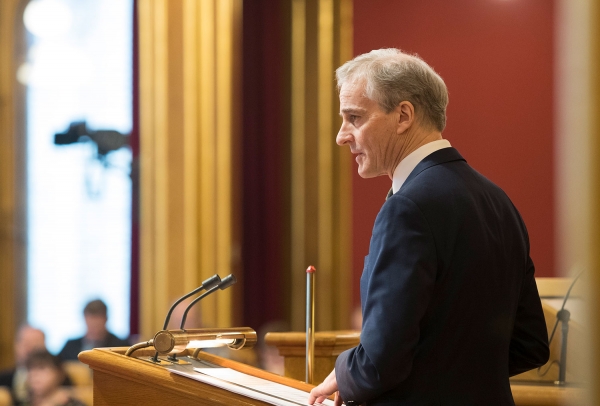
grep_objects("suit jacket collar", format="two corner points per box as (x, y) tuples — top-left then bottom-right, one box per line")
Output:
(400, 147), (466, 191)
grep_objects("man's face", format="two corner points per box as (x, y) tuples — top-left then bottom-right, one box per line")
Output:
(84, 314), (108, 341)
(15, 327), (45, 365)
(337, 80), (401, 178)
(27, 365), (63, 398)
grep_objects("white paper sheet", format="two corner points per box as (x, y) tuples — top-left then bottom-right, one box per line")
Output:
(169, 365), (334, 406)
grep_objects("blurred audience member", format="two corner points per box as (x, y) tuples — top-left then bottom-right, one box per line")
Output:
(351, 305), (362, 331)
(0, 325), (46, 405)
(257, 320), (290, 375)
(58, 299), (129, 361)
(25, 350), (84, 406)
(167, 298), (202, 330)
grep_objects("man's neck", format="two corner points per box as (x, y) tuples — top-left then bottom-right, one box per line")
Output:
(85, 331), (108, 342)
(387, 127), (443, 179)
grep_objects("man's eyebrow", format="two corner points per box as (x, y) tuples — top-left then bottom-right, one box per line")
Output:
(340, 107), (366, 116)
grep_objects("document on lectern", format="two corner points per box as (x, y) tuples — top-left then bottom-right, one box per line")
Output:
(168, 362), (334, 406)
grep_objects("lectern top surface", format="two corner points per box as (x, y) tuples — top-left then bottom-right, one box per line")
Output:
(168, 358), (333, 406)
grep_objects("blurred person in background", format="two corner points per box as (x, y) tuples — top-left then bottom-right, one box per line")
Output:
(25, 350), (84, 406)
(351, 306), (362, 331)
(0, 326), (46, 405)
(167, 299), (202, 330)
(58, 299), (129, 361)
(256, 320), (290, 375)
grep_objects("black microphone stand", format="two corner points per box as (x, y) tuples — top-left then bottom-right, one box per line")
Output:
(151, 274), (221, 363)
(167, 275), (237, 363)
(546, 269), (582, 386)
(180, 275), (237, 330)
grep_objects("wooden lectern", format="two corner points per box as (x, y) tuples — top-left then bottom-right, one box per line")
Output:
(265, 329), (585, 406)
(79, 347), (315, 405)
(265, 330), (360, 384)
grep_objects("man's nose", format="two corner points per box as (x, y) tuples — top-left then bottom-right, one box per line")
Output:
(336, 125), (351, 146)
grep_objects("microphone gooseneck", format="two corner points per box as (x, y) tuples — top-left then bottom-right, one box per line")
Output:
(179, 274), (237, 330)
(152, 274), (221, 362)
(547, 270), (583, 346)
(161, 274), (221, 330)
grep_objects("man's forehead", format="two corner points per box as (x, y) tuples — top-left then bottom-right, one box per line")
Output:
(339, 79), (366, 97)
(339, 80), (377, 112)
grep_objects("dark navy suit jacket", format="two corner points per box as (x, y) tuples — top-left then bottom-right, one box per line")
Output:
(335, 148), (549, 405)
(58, 332), (129, 361)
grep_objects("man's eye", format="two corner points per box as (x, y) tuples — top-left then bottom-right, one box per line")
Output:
(350, 115), (359, 122)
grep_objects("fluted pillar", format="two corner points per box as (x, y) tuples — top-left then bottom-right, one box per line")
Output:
(138, 0), (242, 338)
(0, 0), (27, 369)
(288, 0), (353, 331)
(590, 0), (600, 403)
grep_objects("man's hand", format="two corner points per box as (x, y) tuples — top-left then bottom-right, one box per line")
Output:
(308, 369), (343, 405)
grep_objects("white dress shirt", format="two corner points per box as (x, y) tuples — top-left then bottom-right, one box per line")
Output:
(392, 139), (452, 193)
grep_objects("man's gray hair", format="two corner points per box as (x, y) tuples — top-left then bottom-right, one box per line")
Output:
(336, 48), (449, 132)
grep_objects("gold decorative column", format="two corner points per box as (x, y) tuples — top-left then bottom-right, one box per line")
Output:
(555, 1), (598, 403)
(138, 0), (242, 339)
(590, 0), (600, 403)
(0, 0), (27, 369)
(289, 0), (353, 331)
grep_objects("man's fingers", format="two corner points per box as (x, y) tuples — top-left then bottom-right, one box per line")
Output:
(308, 385), (335, 405)
(308, 369), (338, 405)
(308, 387), (326, 405)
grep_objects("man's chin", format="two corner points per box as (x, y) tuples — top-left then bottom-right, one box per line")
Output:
(357, 166), (387, 179)
(357, 169), (377, 179)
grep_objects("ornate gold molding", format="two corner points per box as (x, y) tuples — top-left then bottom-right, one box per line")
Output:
(138, 0), (242, 339)
(289, 0), (353, 331)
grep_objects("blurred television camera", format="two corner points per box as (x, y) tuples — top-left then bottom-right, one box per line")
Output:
(54, 121), (129, 157)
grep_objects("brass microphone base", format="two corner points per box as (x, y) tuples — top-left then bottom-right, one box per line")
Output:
(166, 358), (192, 365)
(141, 356), (174, 366)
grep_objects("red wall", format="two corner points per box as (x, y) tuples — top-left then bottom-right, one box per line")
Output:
(352, 0), (555, 306)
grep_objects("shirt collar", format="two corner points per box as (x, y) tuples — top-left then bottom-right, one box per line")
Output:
(392, 139), (452, 193)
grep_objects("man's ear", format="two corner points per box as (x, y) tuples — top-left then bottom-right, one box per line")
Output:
(395, 101), (415, 134)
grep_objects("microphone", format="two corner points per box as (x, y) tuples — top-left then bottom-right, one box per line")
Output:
(165, 275), (237, 363)
(179, 274), (237, 330)
(151, 274), (221, 362)
(161, 274), (221, 330)
(537, 268), (584, 384)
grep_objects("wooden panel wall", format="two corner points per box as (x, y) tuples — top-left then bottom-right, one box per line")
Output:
(0, 0), (27, 369)
(288, 0), (353, 331)
(590, 0), (600, 402)
(556, 0), (599, 403)
(138, 0), (242, 338)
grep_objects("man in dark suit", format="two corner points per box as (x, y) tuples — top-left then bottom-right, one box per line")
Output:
(58, 299), (129, 360)
(308, 49), (549, 405)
